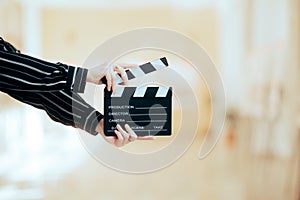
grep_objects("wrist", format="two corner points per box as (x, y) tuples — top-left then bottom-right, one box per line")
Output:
(95, 119), (104, 133)
(86, 70), (99, 84)
(86, 70), (92, 83)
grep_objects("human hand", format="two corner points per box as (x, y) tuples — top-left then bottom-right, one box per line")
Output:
(95, 119), (155, 147)
(86, 63), (138, 92)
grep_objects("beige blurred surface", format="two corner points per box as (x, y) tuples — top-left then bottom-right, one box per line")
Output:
(0, 0), (299, 199)
(41, 7), (218, 65)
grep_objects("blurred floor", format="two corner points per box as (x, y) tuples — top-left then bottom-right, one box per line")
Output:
(0, 107), (298, 200)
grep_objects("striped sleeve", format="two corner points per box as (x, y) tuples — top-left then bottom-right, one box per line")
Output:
(0, 37), (103, 135)
(0, 40), (87, 93)
(7, 89), (104, 135)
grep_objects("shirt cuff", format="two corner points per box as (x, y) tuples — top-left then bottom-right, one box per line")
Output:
(74, 108), (104, 136)
(87, 111), (104, 136)
(66, 66), (88, 93)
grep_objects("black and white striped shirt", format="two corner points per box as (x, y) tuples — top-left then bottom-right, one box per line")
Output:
(0, 37), (103, 135)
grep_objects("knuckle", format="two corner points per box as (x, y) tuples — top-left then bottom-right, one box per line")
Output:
(116, 133), (123, 141)
(124, 133), (129, 140)
(120, 67), (125, 73)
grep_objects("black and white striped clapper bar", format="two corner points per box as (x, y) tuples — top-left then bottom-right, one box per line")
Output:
(104, 57), (172, 136)
(100, 57), (169, 85)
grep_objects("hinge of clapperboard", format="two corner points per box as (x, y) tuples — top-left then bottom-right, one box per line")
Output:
(100, 57), (169, 85)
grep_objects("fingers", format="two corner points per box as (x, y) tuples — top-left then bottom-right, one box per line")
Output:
(105, 72), (112, 91)
(114, 124), (130, 147)
(116, 124), (129, 140)
(100, 123), (156, 148)
(114, 66), (128, 85)
(124, 124), (138, 142)
(111, 124), (140, 147)
(97, 119), (119, 145)
(104, 63), (139, 91)
(104, 67), (117, 92)
(93, 63), (138, 88)
(117, 63), (139, 69)
(116, 124), (155, 143)
(112, 64), (138, 85)
(137, 136), (156, 140)
(114, 130), (124, 147)
(110, 69), (116, 92)
(116, 64), (138, 85)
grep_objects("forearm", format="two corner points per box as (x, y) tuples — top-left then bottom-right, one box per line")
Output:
(0, 37), (87, 93)
(8, 89), (103, 135)
(0, 50), (88, 93)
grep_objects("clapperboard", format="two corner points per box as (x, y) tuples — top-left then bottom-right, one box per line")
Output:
(103, 57), (172, 136)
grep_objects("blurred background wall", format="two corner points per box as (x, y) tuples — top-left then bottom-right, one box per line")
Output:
(0, 0), (299, 199)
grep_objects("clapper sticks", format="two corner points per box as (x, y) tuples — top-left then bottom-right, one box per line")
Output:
(103, 57), (172, 137)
